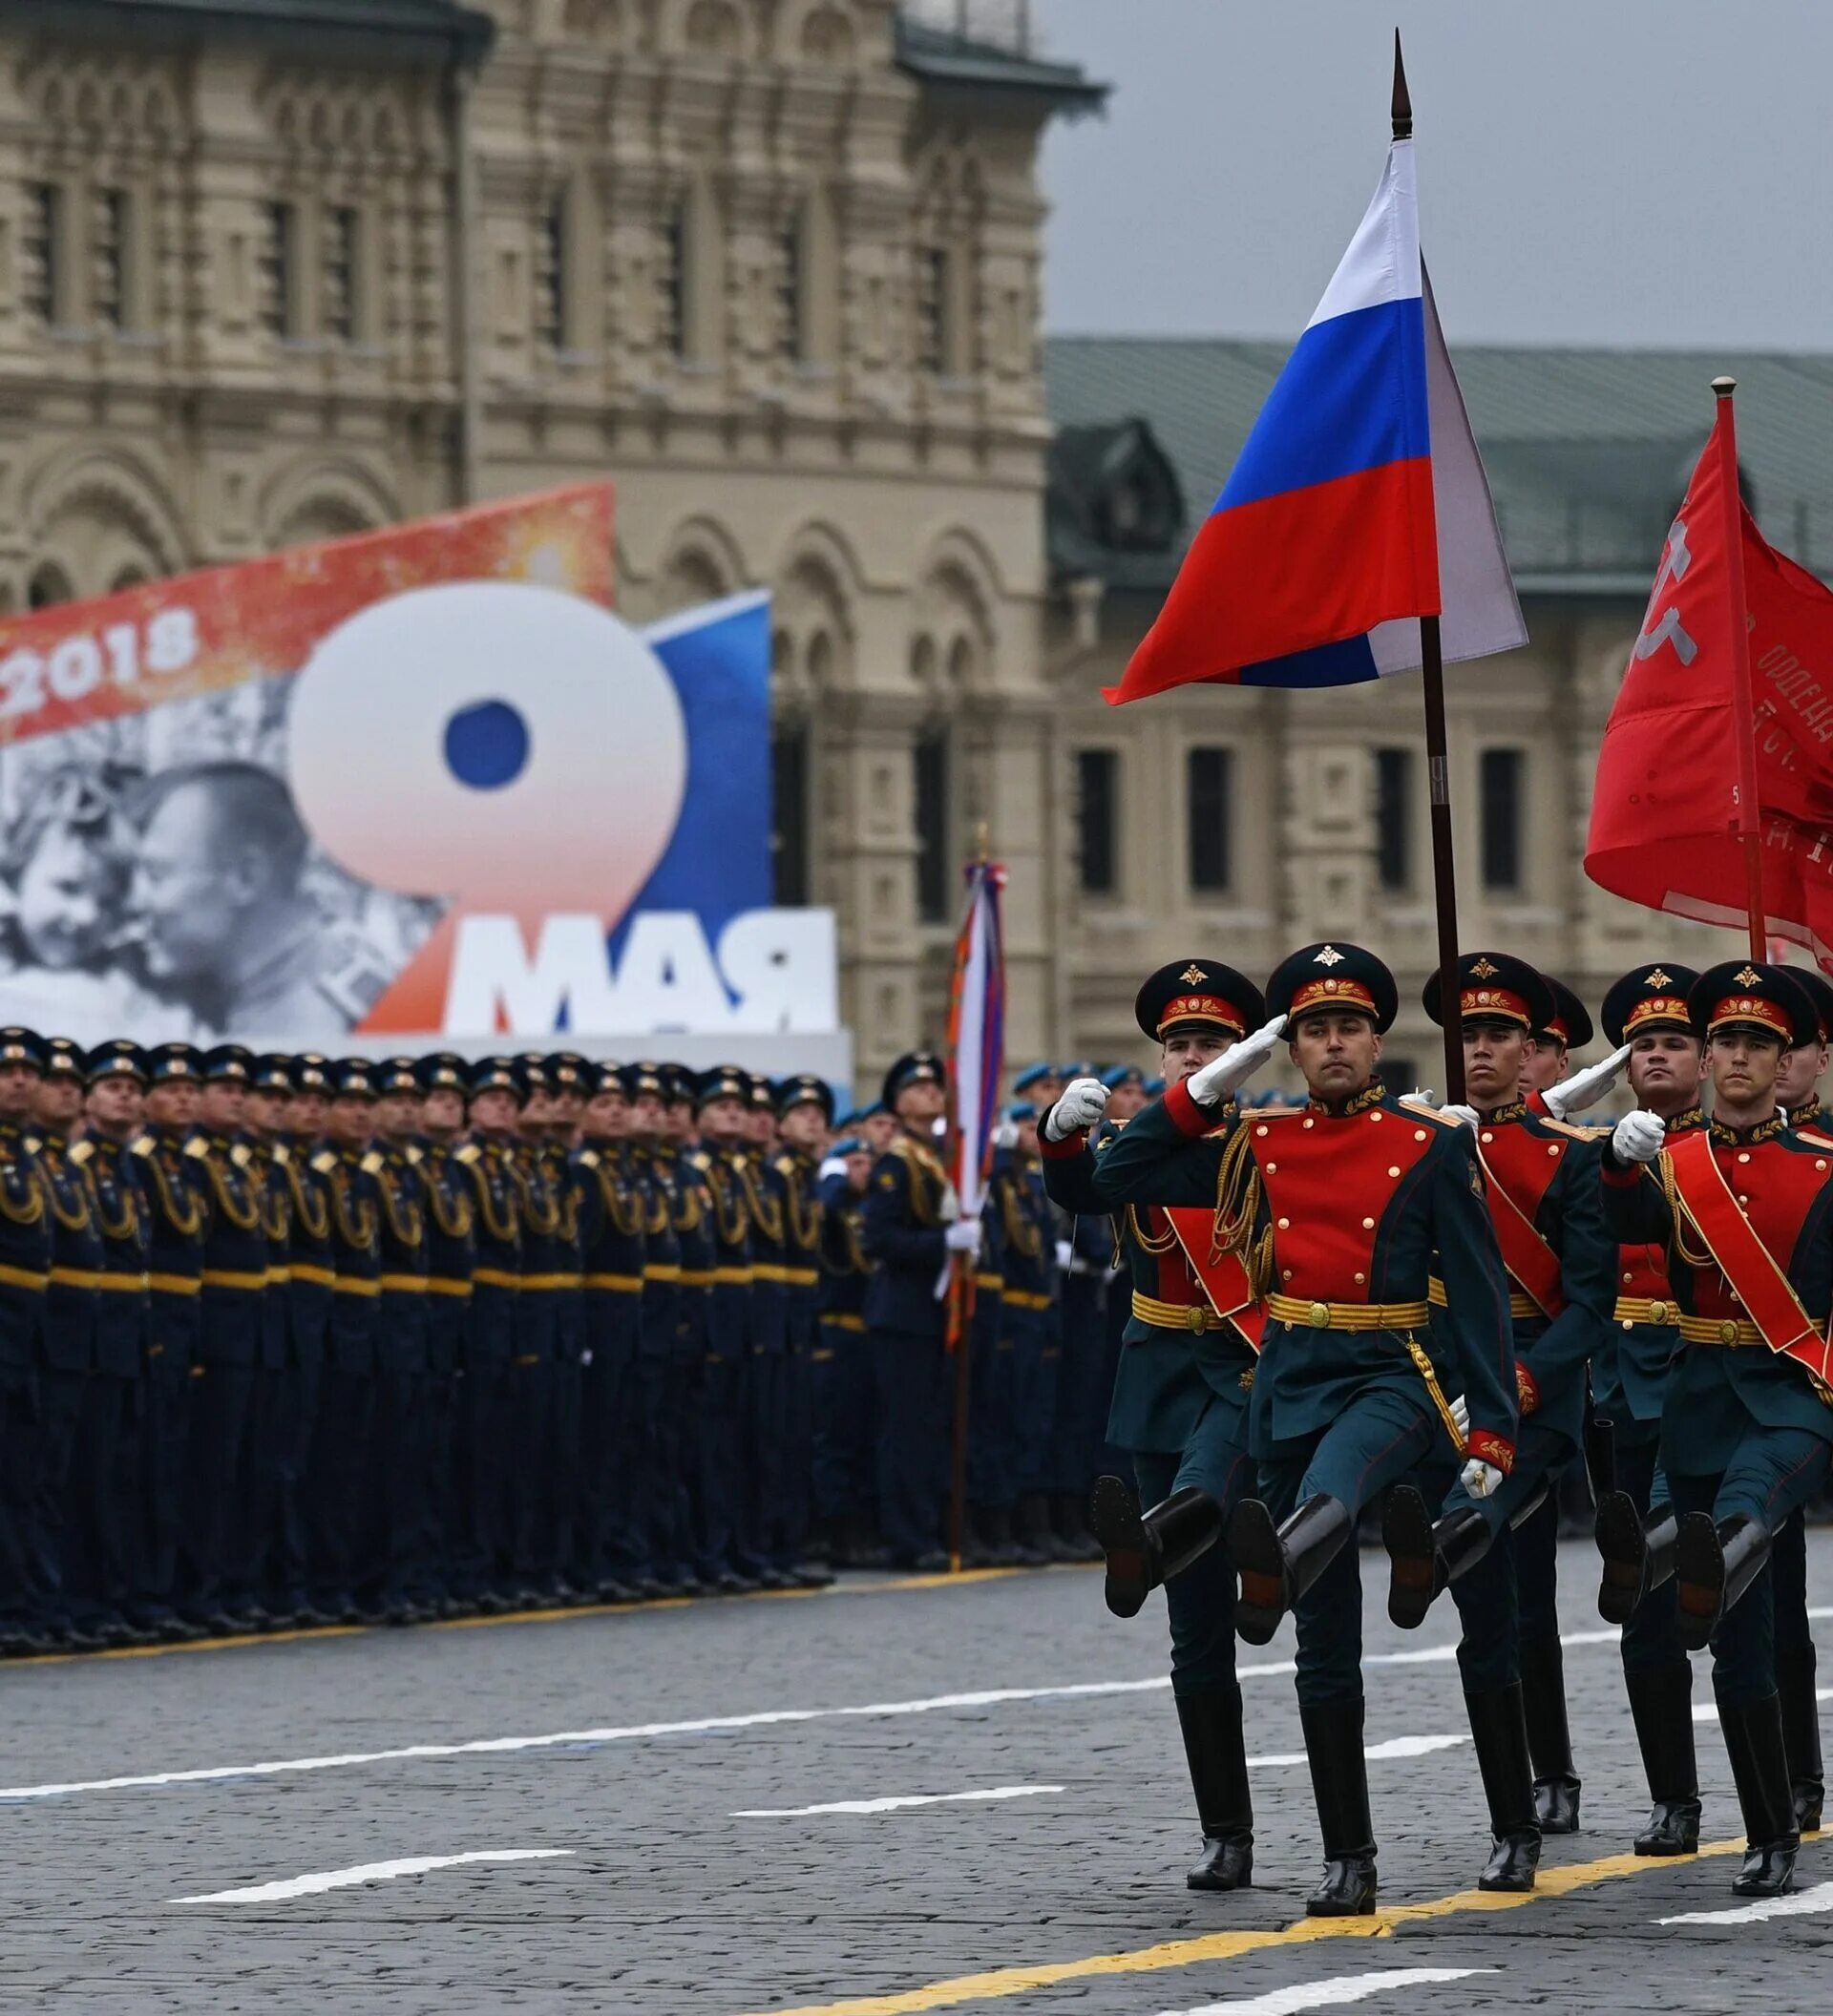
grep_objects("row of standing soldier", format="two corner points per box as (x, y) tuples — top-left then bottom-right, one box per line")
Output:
(1041, 948), (1828, 1910)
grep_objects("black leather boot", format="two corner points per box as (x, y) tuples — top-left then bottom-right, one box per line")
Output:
(1174, 1687), (1254, 1890)
(1720, 1692), (1800, 1897)
(1090, 1478), (1223, 1620)
(1299, 1697), (1377, 1915)
(1675, 1514), (1772, 1653)
(1229, 1494), (1350, 1647)
(1465, 1684), (1542, 1891)
(1520, 1634), (1581, 1833)
(1626, 1661), (1701, 1855)
(1595, 1490), (1677, 1626)
(1778, 1646), (1824, 1834)
(1381, 1487), (1491, 1630)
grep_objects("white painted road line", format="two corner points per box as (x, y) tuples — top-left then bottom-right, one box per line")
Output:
(172, 1849), (572, 1905)
(0, 1619), (1644, 1806)
(1245, 1732), (1467, 1771)
(1693, 1687), (1833, 1724)
(734, 1785), (1063, 1818)
(1159, 1964), (1495, 2016)
(1657, 1880), (1833, 1926)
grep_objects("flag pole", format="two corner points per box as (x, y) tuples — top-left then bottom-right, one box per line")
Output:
(1393, 33), (1465, 1101)
(946, 822), (991, 1574)
(1712, 375), (1767, 961)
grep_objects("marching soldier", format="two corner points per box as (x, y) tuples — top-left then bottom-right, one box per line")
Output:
(543, 1054), (590, 1598)
(67, 1042), (152, 1649)
(315, 1059), (383, 1624)
(417, 1054), (476, 1617)
(1586, 965), (1710, 1855)
(1598, 960), (1833, 1896)
(452, 1059), (524, 1613)
(656, 1063), (714, 1592)
(275, 1055), (336, 1628)
(372, 1059), (434, 1624)
(1380, 955), (1614, 1887)
(131, 1043), (206, 1643)
(509, 1060), (566, 1605)
(862, 1052), (980, 1573)
(621, 1062), (682, 1598)
(1003, 1102), (1066, 1565)
(181, 1045), (265, 1636)
(1092, 944), (1518, 1915)
(773, 1074), (834, 1586)
(571, 1062), (646, 1601)
(734, 1070), (795, 1588)
(813, 1133), (876, 1565)
(1042, 964), (1269, 1889)
(0, 1028), (50, 1656)
(27, 1038), (103, 1648)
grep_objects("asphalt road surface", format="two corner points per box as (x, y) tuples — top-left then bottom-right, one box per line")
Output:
(7, 1535), (1832, 2013)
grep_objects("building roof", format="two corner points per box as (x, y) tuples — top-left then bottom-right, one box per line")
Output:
(22, 0), (495, 63)
(1044, 336), (1833, 597)
(895, 14), (1107, 112)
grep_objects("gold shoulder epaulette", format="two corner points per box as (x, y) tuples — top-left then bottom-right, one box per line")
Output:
(1401, 1103), (1465, 1130)
(455, 1143), (482, 1166)
(310, 1149), (338, 1174)
(406, 1144), (424, 1165)
(272, 1143), (291, 1166)
(1541, 1116), (1610, 1142)
(688, 1149), (712, 1171)
(772, 1152), (796, 1178)
(230, 1142), (252, 1166)
(183, 1137), (210, 1159)
(23, 1133), (41, 1154)
(131, 1135), (156, 1159)
(578, 1147), (600, 1168)
(1798, 1125), (1833, 1151)
(360, 1150), (384, 1174)
(68, 1140), (95, 1165)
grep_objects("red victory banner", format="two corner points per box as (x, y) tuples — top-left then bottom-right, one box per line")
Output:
(1586, 389), (1833, 967)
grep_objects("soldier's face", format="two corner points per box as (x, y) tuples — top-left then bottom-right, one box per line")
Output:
(290, 1091), (330, 1138)
(469, 1088), (518, 1135)
(1463, 1022), (1532, 1107)
(1629, 1031), (1704, 1113)
(145, 1081), (200, 1128)
(583, 1090), (627, 1141)
(1027, 1075), (1064, 1113)
(327, 1095), (374, 1147)
(1287, 1012), (1380, 1100)
(1161, 1031), (1228, 1083)
(86, 1076), (143, 1136)
(0, 1063), (39, 1118)
(699, 1095), (748, 1145)
(862, 1113), (895, 1152)
(31, 1075), (83, 1129)
(1709, 1028), (1783, 1106)
(628, 1093), (664, 1139)
(895, 1081), (946, 1128)
(779, 1104), (826, 1151)
(1776, 1039), (1829, 1108)
(375, 1092), (420, 1141)
(423, 1089), (465, 1138)
(1106, 1081), (1147, 1120)
(1519, 1040), (1568, 1093)
(199, 1082), (246, 1133)
(664, 1099), (696, 1143)
(845, 1149), (872, 1193)
(244, 1089), (282, 1137)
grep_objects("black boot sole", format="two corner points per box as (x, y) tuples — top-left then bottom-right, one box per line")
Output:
(1090, 1476), (1152, 1620)
(1305, 1857), (1377, 1916)
(1478, 1831), (1542, 1892)
(1381, 1485), (1438, 1630)
(1634, 1800), (1701, 1857)
(1733, 1844), (1799, 1897)
(1595, 1491), (1650, 1626)
(1228, 1500), (1286, 1647)
(1187, 1839), (1254, 1891)
(1674, 1514), (1726, 1653)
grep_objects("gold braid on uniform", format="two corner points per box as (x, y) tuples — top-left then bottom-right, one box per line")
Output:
(468, 1159), (517, 1244)
(779, 1160), (822, 1254)
(706, 1159), (748, 1247)
(91, 1163), (139, 1242)
(1657, 1151), (1716, 1269)
(1126, 1204), (1176, 1255)
(738, 1159), (783, 1243)
(262, 1172), (288, 1242)
(330, 1166), (377, 1249)
(0, 1153), (45, 1228)
(143, 1155), (202, 1237)
(206, 1157), (262, 1232)
(425, 1159), (474, 1240)
(284, 1162), (330, 1242)
(378, 1165), (424, 1246)
(593, 1160), (641, 1238)
(999, 1172), (1043, 1259)
(40, 1151), (93, 1232)
(819, 1205), (868, 1278)
(672, 1169), (705, 1235)
(1208, 1124), (1271, 1293)
(513, 1160), (560, 1236)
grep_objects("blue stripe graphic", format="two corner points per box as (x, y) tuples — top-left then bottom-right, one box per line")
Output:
(1214, 297), (1428, 514)
(1237, 633), (1380, 688)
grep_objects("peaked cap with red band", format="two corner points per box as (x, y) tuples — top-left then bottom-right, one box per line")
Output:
(1422, 950), (1554, 1034)
(1135, 959), (1266, 1043)
(1536, 976), (1593, 1051)
(1689, 960), (1818, 1047)
(1267, 942), (1397, 1035)
(1601, 963), (1700, 1047)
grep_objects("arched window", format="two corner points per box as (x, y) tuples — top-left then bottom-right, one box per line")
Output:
(28, 561), (74, 610)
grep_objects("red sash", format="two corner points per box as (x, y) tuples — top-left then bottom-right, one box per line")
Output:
(1664, 1129), (1833, 1393)
(1165, 1209), (1266, 1354)
(1468, 1135), (1567, 1319)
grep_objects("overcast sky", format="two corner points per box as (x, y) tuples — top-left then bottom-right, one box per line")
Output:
(1039, 0), (1833, 350)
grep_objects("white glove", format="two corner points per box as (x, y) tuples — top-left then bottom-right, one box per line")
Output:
(1461, 1459), (1504, 1499)
(1044, 1078), (1108, 1142)
(1187, 1014), (1289, 1108)
(1402, 1088), (1437, 1107)
(1612, 1109), (1667, 1165)
(1450, 1394), (1470, 1438)
(1054, 1239), (1074, 1270)
(1542, 1042), (1632, 1120)
(1441, 1103), (1480, 1128)
(992, 1120), (1019, 1151)
(943, 1219), (982, 1256)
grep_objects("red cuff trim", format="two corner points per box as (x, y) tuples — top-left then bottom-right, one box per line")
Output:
(1600, 1157), (1643, 1188)
(1515, 1364), (1540, 1416)
(1039, 1127), (1085, 1162)
(1466, 1428), (1515, 1475)
(1163, 1078), (1211, 1139)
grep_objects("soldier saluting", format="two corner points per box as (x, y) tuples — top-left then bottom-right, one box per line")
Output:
(1093, 943), (1517, 1917)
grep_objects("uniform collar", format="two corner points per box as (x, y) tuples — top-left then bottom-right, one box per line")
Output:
(1792, 1094), (1824, 1127)
(1709, 1111), (1788, 1146)
(1667, 1104), (1707, 1133)
(1476, 1099), (1529, 1125)
(1304, 1078), (1385, 1119)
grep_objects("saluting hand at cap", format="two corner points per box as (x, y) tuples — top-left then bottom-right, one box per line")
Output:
(1187, 1014), (1289, 1108)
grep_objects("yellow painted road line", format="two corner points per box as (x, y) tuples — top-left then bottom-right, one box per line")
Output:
(740, 1838), (1777, 2016)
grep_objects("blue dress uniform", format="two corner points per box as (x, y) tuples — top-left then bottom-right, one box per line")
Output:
(1599, 962), (1833, 1898)
(0, 1027), (51, 1657)
(571, 1067), (647, 1601)
(1094, 943), (1518, 1917)
(659, 1065), (716, 1593)
(180, 1046), (266, 1634)
(1048, 1095), (1117, 1561)
(273, 1058), (335, 1627)
(507, 1062), (564, 1602)
(451, 1059), (523, 1610)
(1380, 955), (1614, 1888)
(769, 1074), (832, 1585)
(415, 1055), (475, 1615)
(64, 1042), (152, 1648)
(621, 1064), (684, 1597)
(542, 1053), (590, 1598)
(738, 1085), (792, 1584)
(1001, 1113), (1064, 1563)
(372, 1060), (434, 1623)
(813, 1139), (876, 1563)
(315, 1060), (384, 1621)
(1586, 965), (1710, 1855)
(690, 1069), (763, 1592)
(1042, 964), (1267, 1890)
(860, 1052), (957, 1571)
(27, 1039), (103, 1647)
(131, 1044), (207, 1641)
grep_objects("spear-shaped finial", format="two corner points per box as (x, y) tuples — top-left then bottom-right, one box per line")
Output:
(1391, 29), (1413, 140)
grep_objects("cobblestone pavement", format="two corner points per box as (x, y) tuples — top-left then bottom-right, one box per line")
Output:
(4, 1536), (1831, 2013)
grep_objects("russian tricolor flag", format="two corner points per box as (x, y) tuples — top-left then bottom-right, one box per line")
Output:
(1106, 137), (1524, 703)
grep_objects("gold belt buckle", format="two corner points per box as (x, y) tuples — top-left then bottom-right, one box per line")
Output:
(1650, 1299), (1669, 1324)
(1186, 1305), (1206, 1333)
(1718, 1319), (1739, 1344)
(1309, 1299), (1331, 1328)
